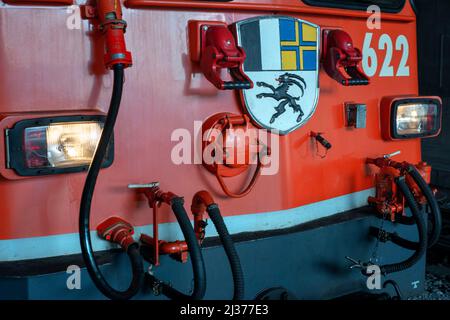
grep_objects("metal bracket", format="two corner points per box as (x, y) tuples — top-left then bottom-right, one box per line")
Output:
(345, 103), (367, 128)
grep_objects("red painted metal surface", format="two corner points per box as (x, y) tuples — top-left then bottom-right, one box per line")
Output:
(0, 1), (421, 240)
(4, 0), (72, 5)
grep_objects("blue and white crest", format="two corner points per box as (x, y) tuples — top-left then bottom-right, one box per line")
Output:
(235, 16), (320, 134)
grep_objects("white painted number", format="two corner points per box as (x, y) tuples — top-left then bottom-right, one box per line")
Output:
(362, 33), (378, 77)
(362, 33), (410, 77)
(378, 34), (394, 77)
(396, 35), (410, 76)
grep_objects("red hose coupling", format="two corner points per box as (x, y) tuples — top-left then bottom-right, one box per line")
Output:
(191, 191), (214, 241)
(97, 217), (136, 251)
(95, 0), (132, 68)
(143, 188), (179, 207)
(191, 191), (215, 213)
(367, 157), (409, 171)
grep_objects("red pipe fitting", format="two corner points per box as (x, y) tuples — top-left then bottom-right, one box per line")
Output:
(367, 157), (434, 217)
(132, 184), (179, 207)
(97, 217), (136, 251)
(140, 234), (190, 263)
(160, 240), (189, 263)
(159, 240), (189, 254)
(192, 191), (215, 213)
(132, 184), (207, 265)
(368, 157), (398, 169)
(367, 157), (413, 173)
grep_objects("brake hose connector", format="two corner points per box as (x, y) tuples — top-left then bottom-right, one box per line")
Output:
(130, 182), (207, 265)
(367, 156), (442, 247)
(97, 217), (137, 251)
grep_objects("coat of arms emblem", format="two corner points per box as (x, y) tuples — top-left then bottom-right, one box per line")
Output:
(235, 16), (320, 134)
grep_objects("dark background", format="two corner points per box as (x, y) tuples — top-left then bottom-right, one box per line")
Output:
(417, 0), (450, 189)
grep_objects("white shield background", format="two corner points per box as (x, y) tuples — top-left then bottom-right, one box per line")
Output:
(235, 16), (320, 135)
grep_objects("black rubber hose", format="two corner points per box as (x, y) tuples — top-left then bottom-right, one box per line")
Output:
(383, 280), (403, 300)
(390, 233), (420, 251)
(379, 176), (427, 275)
(206, 203), (245, 300)
(79, 64), (144, 300)
(146, 197), (206, 300)
(395, 215), (416, 226)
(369, 226), (419, 251)
(407, 165), (442, 248)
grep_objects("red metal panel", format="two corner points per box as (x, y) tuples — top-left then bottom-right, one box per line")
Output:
(3, 0), (73, 5)
(0, 1), (421, 239)
(125, 0), (415, 22)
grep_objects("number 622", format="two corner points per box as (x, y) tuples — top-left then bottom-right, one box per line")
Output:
(362, 33), (410, 78)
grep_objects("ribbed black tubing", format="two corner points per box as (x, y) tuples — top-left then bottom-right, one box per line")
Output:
(79, 64), (144, 300)
(379, 176), (427, 275)
(207, 203), (244, 300)
(407, 165), (442, 248)
(390, 232), (421, 251)
(146, 197), (207, 300)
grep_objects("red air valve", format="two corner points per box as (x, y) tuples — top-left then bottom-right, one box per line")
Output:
(322, 29), (369, 86)
(367, 157), (433, 221)
(128, 182), (207, 265)
(81, 0), (132, 68)
(97, 217), (136, 251)
(367, 165), (405, 222)
(189, 21), (253, 90)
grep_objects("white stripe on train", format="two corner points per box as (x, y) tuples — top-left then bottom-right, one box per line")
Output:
(0, 188), (374, 261)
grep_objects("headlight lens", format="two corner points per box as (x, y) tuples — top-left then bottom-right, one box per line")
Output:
(25, 122), (102, 168)
(380, 97), (442, 140)
(6, 116), (114, 176)
(395, 102), (439, 136)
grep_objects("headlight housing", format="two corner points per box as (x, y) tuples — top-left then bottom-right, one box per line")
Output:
(6, 115), (114, 176)
(381, 96), (442, 140)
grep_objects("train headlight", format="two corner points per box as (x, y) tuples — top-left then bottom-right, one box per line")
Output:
(381, 97), (442, 140)
(6, 115), (114, 176)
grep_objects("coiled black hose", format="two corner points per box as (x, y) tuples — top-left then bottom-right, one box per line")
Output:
(79, 64), (144, 300)
(407, 165), (442, 248)
(146, 197), (207, 300)
(379, 176), (427, 275)
(206, 203), (245, 300)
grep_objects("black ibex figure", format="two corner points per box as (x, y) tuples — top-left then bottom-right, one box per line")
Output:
(256, 73), (307, 124)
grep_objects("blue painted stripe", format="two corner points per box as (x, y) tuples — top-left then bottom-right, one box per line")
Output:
(0, 189), (374, 261)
